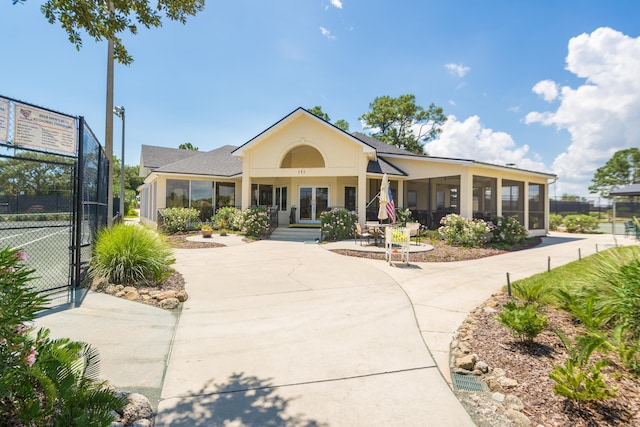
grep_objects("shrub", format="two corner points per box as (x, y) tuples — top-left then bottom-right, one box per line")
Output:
(489, 216), (528, 245)
(549, 214), (563, 230)
(394, 208), (412, 226)
(243, 206), (270, 238)
(579, 246), (640, 339)
(320, 208), (358, 241)
(549, 331), (616, 404)
(89, 223), (175, 285)
(438, 214), (491, 247)
(213, 207), (243, 231)
(496, 300), (547, 343)
(563, 214), (599, 233)
(1, 246), (126, 425)
(160, 207), (200, 233)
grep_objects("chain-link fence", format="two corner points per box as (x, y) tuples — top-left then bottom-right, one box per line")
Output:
(0, 95), (109, 294)
(550, 196), (640, 235)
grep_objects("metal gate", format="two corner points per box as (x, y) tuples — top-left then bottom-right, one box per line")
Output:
(0, 96), (109, 296)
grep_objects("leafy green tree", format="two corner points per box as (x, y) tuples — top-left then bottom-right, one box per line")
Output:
(0, 153), (73, 196)
(560, 194), (586, 202)
(307, 106), (330, 122)
(17, 0), (204, 65)
(124, 164), (144, 192)
(589, 148), (640, 197)
(307, 106), (350, 131)
(359, 94), (447, 154)
(178, 142), (199, 151)
(334, 119), (350, 131)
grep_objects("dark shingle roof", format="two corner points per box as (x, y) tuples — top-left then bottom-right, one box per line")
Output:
(367, 157), (407, 176)
(609, 183), (640, 196)
(351, 132), (423, 157)
(154, 145), (241, 177)
(141, 145), (201, 170)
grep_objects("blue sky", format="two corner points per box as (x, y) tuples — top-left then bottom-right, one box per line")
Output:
(1, 0), (639, 198)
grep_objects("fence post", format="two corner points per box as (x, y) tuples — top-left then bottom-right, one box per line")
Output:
(506, 272), (512, 298)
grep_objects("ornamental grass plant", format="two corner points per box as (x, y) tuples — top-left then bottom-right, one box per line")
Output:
(89, 223), (175, 286)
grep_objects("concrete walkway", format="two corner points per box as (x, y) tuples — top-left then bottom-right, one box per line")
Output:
(33, 232), (638, 426)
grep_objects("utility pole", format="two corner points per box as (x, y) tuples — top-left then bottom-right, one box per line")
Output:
(105, 3), (115, 226)
(114, 106), (125, 220)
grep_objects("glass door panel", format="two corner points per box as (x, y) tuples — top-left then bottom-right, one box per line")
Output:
(298, 186), (329, 222)
(299, 187), (313, 221)
(315, 187), (328, 219)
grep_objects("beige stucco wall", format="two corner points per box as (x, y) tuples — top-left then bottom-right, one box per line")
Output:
(240, 114), (371, 179)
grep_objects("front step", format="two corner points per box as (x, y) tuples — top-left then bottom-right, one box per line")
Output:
(269, 226), (321, 242)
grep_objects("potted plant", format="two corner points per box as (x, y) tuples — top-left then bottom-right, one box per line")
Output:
(200, 224), (213, 238)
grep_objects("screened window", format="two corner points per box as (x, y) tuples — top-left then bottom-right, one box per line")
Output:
(216, 182), (235, 208)
(529, 183), (545, 229)
(473, 176), (497, 219)
(166, 179), (189, 208)
(345, 186), (356, 211)
(251, 184), (273, 206)
(502, 180), (524, 225)
(191, 181), (213, 221)
(275, 187), (288, 211)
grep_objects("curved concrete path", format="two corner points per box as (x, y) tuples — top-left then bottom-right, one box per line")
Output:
(156, 240), (468, 426)
(33, 231), (638, 426)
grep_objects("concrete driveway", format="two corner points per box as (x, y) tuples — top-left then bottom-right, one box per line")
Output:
(34, 231), (636, 426)
(156, 240), (475, 427)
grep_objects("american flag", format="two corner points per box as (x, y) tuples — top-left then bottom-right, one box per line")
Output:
(386, 186), (395, 223)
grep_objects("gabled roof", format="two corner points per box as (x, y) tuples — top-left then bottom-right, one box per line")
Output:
(232, 107), (376, 157)
(140, 145), (201, 170)
(154, 145), (241, 177)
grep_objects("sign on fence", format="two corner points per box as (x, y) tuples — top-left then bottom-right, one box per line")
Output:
(13, 102), (77, 154)
(0, 98), (8, 142)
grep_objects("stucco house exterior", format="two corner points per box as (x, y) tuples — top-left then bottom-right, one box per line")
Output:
(138, 107), (556, 236)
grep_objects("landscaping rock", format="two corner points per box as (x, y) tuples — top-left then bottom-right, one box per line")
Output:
(159, 297), (180, 310)
(504, 409), (532, 427)
(504, 394), (525, 411)
(176, 289), (189, 302)
(455, 354), (477, 371)
(156, 290), (177, 301)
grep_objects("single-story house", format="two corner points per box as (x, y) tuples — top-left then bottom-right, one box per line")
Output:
(138, 107), (556, 236)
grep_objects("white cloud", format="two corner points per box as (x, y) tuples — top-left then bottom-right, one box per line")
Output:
(532, 80), (559, 101)
(330, 0), (343, 9)
(445, 63), (470, 78)
(319, 26), (336, 40)
(424, 115), (547, 172)
(526, 27), (640, 196)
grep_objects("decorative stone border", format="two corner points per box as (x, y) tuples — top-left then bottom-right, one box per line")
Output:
(450, 295), (535, 427)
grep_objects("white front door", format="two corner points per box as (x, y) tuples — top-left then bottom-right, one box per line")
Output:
(298, 186), (328, 223)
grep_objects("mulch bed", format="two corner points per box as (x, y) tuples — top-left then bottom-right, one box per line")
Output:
(331, 237), (541, 262)
(467, 294), (640, 427)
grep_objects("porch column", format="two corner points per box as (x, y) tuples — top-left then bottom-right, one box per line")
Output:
(357, 172), (367, 224)
(523, 182), (530, 230)
(496, 178), (503, 217)
(241, 176), (251, 210)
(459, 169), (473, 219)
(396, 179), (404, 209)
